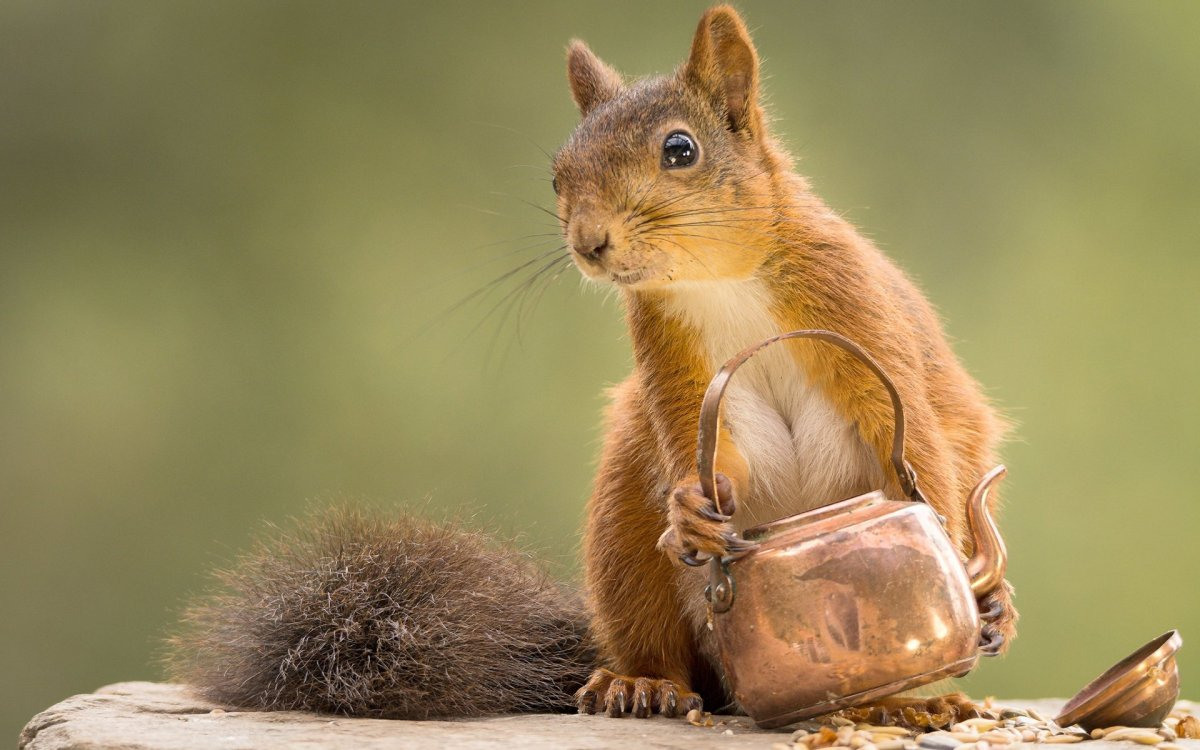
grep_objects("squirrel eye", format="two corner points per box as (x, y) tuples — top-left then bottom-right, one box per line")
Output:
(662, 131), (698, 168)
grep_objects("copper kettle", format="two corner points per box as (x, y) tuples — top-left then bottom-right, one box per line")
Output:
(696, 330), (1009, 728)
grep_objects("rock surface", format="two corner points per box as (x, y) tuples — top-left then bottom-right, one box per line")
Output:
(17, 682), (1200, 750)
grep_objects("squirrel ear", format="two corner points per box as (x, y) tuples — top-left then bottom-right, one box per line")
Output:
(682, 5), (762, 136)
(566, 40), (623, 116)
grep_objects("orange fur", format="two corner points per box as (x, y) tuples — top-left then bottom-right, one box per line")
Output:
(558, 6), (1014, 716)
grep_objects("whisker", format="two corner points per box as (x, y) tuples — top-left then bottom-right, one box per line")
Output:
(625, 172), (663, 222)
(415, 246), (567, 341)
(634, 167), (773, 218)
(517, 256), (574, 340)
(471, 120), (556, 163)
(518, 198), (566, 225)
(479, 254), (573, 364)
(639, 228), (748, 248)
(643, 235), (716, 278)
(646, 200), (821, 223)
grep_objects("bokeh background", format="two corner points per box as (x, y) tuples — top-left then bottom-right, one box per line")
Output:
(3, 0), (1199, 740)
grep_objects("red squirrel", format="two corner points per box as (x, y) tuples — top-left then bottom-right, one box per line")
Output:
(168, 5), (1014, 722)
(561, 5), (1013, 717)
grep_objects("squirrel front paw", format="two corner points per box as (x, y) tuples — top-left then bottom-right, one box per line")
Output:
(656, 473), (752, 567)
(978, 579), (1018, 655)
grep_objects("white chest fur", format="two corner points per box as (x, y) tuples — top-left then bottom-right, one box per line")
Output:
(663, 280), (882, 529)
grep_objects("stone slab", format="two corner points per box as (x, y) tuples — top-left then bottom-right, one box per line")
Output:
(18, 682), (1200, 750)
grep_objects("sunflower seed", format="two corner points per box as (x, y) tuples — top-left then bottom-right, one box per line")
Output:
(918, 735), (962, 750)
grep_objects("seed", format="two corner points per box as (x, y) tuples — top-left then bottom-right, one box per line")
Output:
(1158, 727), (1178, 741)
(877, 741), (909, 750)
(833, 716), (856, 727)
(963, 719), (1000, 732)
(1020, 730), (1036, 742)
(1160, 743), (1182, 750)
(978, 731), (1014, 744)
(1040, 735), (1084, 744)
(1093, 727), (1129, 739)
(868, 726), (914, 737)
(816, 727), (840, 746)
(918, 735), (962, 750)
(1130, 734), (1166, 745)
(1177, 717), (1200, 739)
(1102, 728), (1165, 745)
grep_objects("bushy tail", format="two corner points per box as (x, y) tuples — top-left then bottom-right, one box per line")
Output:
(165, 506), (595, 718)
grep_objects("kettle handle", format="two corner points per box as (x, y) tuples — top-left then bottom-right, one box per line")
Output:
(697, 329), (928, 514)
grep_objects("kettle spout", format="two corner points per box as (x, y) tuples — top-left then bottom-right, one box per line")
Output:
(965, 464), (1008, 598)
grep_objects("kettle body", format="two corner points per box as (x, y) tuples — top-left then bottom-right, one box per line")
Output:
(693, 330), (1009, 728)
(714, 491), (982, 728)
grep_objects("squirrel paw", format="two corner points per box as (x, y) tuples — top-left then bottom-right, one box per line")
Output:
(656, 473), (752, 567)
(576, 668), (702, 718)
(977, 579), (1018, 656)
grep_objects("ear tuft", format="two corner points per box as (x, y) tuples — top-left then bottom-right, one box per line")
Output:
(682, 5), (762, 136)
(566, 40), (623, 116)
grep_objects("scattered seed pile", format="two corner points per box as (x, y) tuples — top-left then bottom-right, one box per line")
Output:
(760, 704), (1200, 750)
(678, 701), (1200, 747)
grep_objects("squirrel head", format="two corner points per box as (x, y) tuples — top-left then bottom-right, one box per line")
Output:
(553, 5), (792, 291)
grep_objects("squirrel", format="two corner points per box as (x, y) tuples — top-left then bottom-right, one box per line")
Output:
(167, 5), (1015, 722)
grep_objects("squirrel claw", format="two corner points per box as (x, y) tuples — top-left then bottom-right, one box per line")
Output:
(662, 473), (740, 567)
(979, 624), (1005, 655)
(720, 532), (757, 554)
(697, 506), (733, 523)
(608, 687), (627, 718)
(576, 669), (702, 719)
(978, 598), (1003, 623)
(577, 688), (598, 715)
(974, 580), (1017, 655)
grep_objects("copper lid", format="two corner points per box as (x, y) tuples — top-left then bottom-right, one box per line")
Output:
(1056, 630), (1182, 731)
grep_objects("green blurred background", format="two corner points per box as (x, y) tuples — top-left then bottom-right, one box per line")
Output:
(3, 0), (1199, 740)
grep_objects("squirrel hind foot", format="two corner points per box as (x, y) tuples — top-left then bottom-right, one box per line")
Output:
(575, 668), (701, 719)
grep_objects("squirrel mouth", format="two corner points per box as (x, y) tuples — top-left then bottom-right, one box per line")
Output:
(608, 269), (648, 286)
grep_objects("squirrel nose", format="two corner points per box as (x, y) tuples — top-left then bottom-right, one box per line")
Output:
(572, 230), (610, 262)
